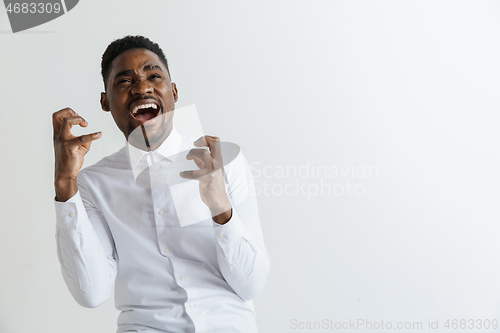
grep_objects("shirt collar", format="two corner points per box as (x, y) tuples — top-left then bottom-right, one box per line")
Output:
(127, 126), (183, 175)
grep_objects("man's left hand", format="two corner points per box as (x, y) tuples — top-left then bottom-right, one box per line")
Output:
(180, 135), (232, 224)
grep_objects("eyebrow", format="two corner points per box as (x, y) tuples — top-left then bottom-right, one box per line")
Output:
(144, 64), (163, 71)
(114, 63), (163, 80)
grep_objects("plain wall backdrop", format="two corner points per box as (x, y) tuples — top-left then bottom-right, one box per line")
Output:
(1, 1), (500, 332)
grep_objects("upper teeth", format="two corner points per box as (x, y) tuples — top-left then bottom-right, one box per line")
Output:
(132, 103), (158, 115)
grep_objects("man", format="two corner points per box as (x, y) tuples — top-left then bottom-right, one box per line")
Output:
(53, 35), (269, 333)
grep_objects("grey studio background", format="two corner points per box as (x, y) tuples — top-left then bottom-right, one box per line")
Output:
(1, 1), (500, 332)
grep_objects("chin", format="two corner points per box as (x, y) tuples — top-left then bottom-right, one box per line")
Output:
(126, 115), (172, 150)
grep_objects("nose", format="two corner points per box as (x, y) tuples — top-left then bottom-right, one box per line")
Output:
(131, 78), (153, 95)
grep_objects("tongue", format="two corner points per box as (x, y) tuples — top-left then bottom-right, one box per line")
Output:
(135, 111), (156, 121)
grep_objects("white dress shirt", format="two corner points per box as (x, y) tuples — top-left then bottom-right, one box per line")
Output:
(54, 127), (270, 333)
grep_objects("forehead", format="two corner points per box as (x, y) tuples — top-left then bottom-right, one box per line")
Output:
(109, 48), (164, 74)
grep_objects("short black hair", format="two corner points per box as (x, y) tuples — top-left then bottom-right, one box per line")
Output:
(101, 35), (170, 89)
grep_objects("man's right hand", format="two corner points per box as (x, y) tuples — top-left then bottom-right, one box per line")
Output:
(53, 108), (102, 202)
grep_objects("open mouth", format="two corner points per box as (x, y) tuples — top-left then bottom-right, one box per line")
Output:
(131, 102), (161, 123)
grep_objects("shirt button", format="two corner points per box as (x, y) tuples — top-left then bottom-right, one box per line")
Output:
(74, 250), (79, 255)
(189, 303), (194, 309)
(68, 211), (75, 218)
(230, 262), (236, 267)
(153, 174), (159, 179)
(157, 210), (163, 216)
(180, 276), (185, 282)
(164, 248), (170, 254)
(218, 234), (224, 239)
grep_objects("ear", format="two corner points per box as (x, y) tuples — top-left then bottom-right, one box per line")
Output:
(172, 82), (178, 102)
(100, 92), (110, 112)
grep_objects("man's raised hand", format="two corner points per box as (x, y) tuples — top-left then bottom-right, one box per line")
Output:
(53, 108), (101, 202)
(180, 135), (232, 224)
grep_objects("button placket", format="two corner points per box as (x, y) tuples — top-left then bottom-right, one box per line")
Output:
(172, 261), (189, 291)
(152, 161), (178, 258)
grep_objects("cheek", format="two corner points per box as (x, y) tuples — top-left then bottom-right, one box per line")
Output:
(157, 85), (173, 97)
(111, 111), (128, 128)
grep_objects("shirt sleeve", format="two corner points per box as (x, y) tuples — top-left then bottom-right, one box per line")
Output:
(211, 152), (270, 301)
(54, 180), (117, 308)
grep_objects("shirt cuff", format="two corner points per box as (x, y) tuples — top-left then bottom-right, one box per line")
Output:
(212, 209), (245, 246)
(54, 191), (86, 229)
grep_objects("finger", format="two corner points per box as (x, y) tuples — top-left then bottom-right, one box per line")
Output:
(186, 148), (212, 170)
(59, 116), (89, 140)
(179, 169), (205, 180)
(67, 131), (102, 147)
(193, 136), (209, 147)
(52, 108), (79, 136)
(195, 135), (222, 162)
(192, 157), (204, 169)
